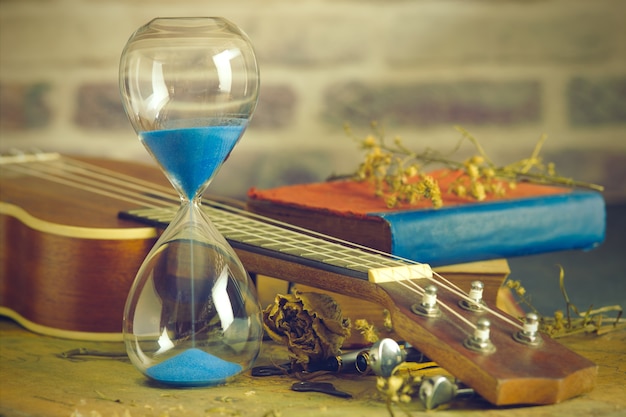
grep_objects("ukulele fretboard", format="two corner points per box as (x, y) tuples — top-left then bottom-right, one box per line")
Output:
(120, 205), (414, 281)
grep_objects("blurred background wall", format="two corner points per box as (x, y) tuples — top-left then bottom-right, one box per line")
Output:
(1, 0), (625, 201)
(1, 0), (625, 317)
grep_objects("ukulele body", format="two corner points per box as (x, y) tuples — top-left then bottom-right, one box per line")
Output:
(0, 157), (161, 339)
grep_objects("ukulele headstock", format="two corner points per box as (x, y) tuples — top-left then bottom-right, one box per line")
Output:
(372, 266), (597, 406)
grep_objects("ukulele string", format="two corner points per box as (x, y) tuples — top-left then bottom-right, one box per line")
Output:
(64, 159), (525, 334)
(64, 156), (523, 332)
(64, 157), (181, 205)
(431, 270), (524, 329)
(3, 155), (523, 332)
(2, 160), (169, 209)
(48, 157), (179, 207)
(389, 277), (481, 330)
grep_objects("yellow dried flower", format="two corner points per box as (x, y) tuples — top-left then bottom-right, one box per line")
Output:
(405, 165), (419, 178)
(376, 376), (387, 391)
(432, 194), (443, 209)
(483, 167), (496, 178)
(466, 164), (480, 179)
(387, 375), (405, 393)
(382, 309), (393, 332)
(470, 181), (486, 201)
(453, 184), (467, 198)
(354, 318), (379, 343)
(423, 175), (436, 188)
(506, 280), (520, 289)
(492, 182), (506, 197)
(347, 123), (602, 210)
(385, 195), (398, 209)
(363, 135), (377, 148)
(467, 155), (485, 166)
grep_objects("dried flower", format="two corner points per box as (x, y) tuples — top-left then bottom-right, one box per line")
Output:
(376, 373), (422, 417)
(470, 181), (486, 201)
(354, 318), (380, 344)
(363, 135), (377, 148)
(263, 291), (351, 369)
(504, 267), (623, 338)
(344, 123), (603, 209)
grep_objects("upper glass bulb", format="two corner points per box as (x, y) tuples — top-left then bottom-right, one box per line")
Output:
(119, 17), (259, 200)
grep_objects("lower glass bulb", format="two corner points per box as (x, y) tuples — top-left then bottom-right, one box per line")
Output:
(123, 203), (263, 386)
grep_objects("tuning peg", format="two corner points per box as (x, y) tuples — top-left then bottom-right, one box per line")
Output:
(300, 338), (406, 377)
(411, 285), (442, 317)
(513, 312), (543, 346)
(459, 280), (486, 311)
(418, 375), (476, 410)
(464, 317), (496, 353)
(354, 338), (407, 377)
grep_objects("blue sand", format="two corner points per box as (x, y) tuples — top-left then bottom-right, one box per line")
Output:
(146, 348), (243, 386)
(140, 122), (246, 199)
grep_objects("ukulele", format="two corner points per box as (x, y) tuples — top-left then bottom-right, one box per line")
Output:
(0, 153), (596, 406)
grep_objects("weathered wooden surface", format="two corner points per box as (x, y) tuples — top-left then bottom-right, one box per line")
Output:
(0, 318), (624, 417)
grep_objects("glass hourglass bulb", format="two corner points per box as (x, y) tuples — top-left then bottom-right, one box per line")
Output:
(118, 17), (262, 386)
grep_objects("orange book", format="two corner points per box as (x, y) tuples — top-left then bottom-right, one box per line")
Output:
(248, 170), (605, 267)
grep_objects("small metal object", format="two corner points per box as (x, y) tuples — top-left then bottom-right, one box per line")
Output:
(251, 363), (292, 376)
(411, 285), (442, 317)
(513, 312), (543, 346)
(464, 317), (496, 353)
(419, 375), (476, 410)
(399, 342), (430, 364)
(355, 338), (406, 377)
(459, 281), (486, 312)
(291, 381), (352, 398)
(305, 350), (361, 374)
(252, 339), (428, 377)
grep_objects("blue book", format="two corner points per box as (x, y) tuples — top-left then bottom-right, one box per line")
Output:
(247, 172), (605, 267)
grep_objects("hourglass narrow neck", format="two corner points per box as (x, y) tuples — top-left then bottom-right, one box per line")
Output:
(181, 194), (204, 207)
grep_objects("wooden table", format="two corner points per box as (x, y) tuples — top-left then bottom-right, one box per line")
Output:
(0, 317), (624, 417)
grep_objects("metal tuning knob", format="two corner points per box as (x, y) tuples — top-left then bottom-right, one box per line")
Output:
(411, 285), (442, 317)
(513, 312), (543, 346)
(355, 338), (406, 378)
(419, 375), (476, 410)
(459, 280), (486, 312)
(464, 317), (496, 353)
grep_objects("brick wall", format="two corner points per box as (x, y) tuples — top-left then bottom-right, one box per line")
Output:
(1, 0), (625, 200)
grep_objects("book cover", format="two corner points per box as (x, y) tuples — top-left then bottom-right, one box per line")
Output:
(247, 170), (606, 267)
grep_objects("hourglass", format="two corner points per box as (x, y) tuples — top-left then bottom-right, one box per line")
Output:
(119, 17), (262, 386)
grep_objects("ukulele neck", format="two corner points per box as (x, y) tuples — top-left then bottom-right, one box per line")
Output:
(119, 204), (422, 282)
